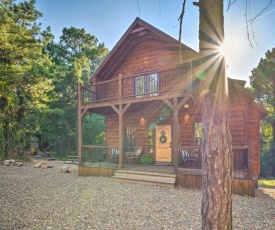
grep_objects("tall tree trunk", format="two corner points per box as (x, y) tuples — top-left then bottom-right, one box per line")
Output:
(196, 0), (233, 229)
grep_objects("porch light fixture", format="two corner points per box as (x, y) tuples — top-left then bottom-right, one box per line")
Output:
(183, 104), (189, 113)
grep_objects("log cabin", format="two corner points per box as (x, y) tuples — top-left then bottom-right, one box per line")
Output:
(77, 18), (267, 196)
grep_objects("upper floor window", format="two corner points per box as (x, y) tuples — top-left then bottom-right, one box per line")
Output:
(194, 122), (203, 146)
(135, 73), (159, 98)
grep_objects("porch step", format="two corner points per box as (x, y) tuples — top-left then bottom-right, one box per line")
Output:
(112, 170), (177, 188)
(154, 161), (171, 166)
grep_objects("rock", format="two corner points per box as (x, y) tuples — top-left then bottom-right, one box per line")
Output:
(9, 159), (15, 163)
(61, 165), (69, 173)
(34, 162), (42, 168)
(4, 160), (10, 166)
(16, 162), (23, 167)
(68, 167), (74, 174)
(47, 164), (54, 168)
(41, 164), (48, 169)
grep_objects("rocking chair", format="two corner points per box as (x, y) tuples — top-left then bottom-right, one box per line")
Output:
(126, 146), (142, 163)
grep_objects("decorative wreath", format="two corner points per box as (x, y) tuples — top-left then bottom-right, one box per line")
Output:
(159, 135), (167, 144)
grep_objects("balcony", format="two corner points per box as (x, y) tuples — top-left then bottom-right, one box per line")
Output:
(81, 66), (191, 106)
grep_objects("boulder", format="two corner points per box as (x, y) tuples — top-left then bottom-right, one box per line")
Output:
(15, 162), (23, 167)
(41, 164), (48, 169)
(47, 164), (54, 168)
(4, 160), (10, 166)
(61, 165), (69, 173)
(68, 167), (74, 174)
(34, 162), (42, 168)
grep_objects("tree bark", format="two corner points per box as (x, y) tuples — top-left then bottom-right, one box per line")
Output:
(197, 0), (233, 229)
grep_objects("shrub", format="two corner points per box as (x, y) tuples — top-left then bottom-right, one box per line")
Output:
(140, 154), (154, 165)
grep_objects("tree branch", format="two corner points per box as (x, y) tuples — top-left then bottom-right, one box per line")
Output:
(178, 0), (187, 62)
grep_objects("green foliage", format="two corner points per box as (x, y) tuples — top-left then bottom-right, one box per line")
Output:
(250, 48), (275, 177)
(140, 154), (154, 165)
(39, 26), (108, 155)
(0, 1), (108, 158)
(83, 113), (106, 145)
(258, 178), (275, 187)
(0, 0), (53, 158)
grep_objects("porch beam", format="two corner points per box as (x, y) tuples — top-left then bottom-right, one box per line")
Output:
(110, 105), (120, 115)
(177, 94), (191, 110)
(81, 108), (88, 119)
(163, 99), (174, 110)
(122, 103), (131, 114)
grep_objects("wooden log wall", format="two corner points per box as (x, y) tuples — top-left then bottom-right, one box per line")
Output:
(112, 40), (191, 79)
(179, 105), (200, 146)
(229, 89), (246, 146)
(78, 166), (116, 177)
(177, 174), (256, 197)
(107, 105), (178, 158)
(247, 105), (260, 175)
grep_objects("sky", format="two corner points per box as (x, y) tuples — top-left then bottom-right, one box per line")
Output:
(34, 0), (275, 86)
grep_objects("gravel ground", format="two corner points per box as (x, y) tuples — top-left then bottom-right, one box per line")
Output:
(0, 160), (274, 230)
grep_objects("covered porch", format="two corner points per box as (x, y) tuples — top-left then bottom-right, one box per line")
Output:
(78, 144), (251, 177)
(78, 66), (197, 172)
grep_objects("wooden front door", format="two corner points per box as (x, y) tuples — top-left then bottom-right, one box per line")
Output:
(155, 125), (172, 162)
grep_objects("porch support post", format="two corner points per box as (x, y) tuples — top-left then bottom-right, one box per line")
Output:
(77, 82), (83, 165)
(110, 102), (132, 169)
(118, 74), (124, 169)
(118, 104), (123, 169)
(163, 96), (192, 173)
(173, 97), (179, 173)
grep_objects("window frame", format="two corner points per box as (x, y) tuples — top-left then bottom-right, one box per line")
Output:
(194, 122), (203, 146)
(134, 73), (159, 98)
(123, 126), (136, 152)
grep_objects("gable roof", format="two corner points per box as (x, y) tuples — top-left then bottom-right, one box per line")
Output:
(91, 17), (198, 81)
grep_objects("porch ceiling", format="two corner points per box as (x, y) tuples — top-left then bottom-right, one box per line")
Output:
(86, 99), (169, 116)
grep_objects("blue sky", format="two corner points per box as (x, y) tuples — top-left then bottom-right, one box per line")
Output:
(34, 0), (275, 85)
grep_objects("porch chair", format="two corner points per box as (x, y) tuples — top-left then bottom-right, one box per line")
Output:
(181, 149), (198, 167)
(110, 148), (119, 163)
(126, 146), (142, 163)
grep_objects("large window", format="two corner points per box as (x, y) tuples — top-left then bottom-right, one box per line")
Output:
(194, 123), (203, 146)
(135, 73), (159, 98)
(124, 126), (136, 152)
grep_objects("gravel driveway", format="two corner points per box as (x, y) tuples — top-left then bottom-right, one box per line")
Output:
(0, 160), (274, 230)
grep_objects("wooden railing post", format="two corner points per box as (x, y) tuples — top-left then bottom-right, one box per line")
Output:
(77, 82), (83, 165)
(119, 74), (123, 101)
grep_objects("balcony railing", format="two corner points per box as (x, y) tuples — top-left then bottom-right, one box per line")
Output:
(81, 66), (189, 104)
